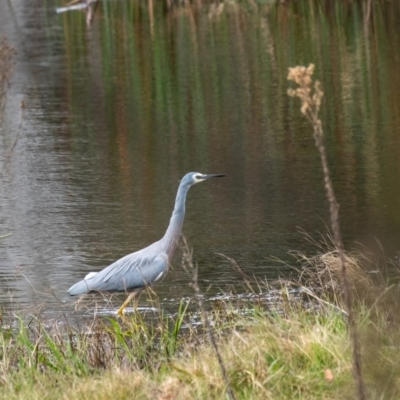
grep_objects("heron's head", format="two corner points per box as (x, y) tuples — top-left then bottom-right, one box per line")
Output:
(182, 172), (226, 186)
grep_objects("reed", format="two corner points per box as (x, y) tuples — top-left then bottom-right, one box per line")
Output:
(0, 36), (16, 122)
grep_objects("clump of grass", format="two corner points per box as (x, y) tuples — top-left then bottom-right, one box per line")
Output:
(282, 234), (383, 307)
(0, 300), (190, 381)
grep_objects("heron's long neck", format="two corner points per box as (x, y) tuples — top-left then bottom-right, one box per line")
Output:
(161, 183), (190, 258)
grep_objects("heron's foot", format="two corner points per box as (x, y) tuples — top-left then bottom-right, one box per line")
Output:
(116, 292), (138, 316)
(116, 307), (125, 317)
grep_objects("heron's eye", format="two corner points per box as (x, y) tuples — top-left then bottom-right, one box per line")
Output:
(195, 174), (203, 180)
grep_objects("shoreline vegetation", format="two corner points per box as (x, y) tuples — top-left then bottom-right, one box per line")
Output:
(1, 239), (400, 399)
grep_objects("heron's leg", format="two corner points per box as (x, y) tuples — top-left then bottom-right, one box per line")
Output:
(116, 292), (137, 316)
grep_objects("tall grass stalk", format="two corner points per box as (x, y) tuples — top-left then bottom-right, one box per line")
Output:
(287, 64), (366, 399)
(181, 237), (237, 400)
(0, 36), (16, 121)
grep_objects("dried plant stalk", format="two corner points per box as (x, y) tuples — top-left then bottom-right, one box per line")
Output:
(180, 237), (236, 400)
(0, 36), (16, 121)
(287, 64), (366, 400)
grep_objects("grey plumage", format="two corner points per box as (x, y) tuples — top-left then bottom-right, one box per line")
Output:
(67, 172), (225, 314)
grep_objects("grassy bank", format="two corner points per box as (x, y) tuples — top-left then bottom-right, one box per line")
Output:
(2, 245), (400, 399)
(1, 299), (350, 399)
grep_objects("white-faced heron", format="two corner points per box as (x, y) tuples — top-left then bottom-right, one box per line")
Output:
(67, 172), (225, 315)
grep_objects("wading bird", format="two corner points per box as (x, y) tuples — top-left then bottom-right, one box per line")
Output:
(67, 172), (225, 315)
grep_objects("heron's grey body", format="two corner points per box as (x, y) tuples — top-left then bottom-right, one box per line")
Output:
(67, 242), (169, 296)
(67, 172), (225, 313)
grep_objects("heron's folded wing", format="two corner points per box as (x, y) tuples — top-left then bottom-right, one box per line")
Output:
(101, 253), (143, 283)
(94, 252), (168, 291)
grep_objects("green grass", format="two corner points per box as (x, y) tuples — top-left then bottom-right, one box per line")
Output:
(0, 304), (350, 399)
(2, 248), (400, 399)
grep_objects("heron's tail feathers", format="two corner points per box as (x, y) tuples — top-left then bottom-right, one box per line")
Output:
(67, 279), (92, 296)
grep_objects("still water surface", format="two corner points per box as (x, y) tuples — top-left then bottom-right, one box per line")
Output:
(1, 1), (400, 318)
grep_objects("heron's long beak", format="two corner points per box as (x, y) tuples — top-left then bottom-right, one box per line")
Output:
(203, 174), (226, 179)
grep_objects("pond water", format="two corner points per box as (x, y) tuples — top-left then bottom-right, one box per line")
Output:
(1, 0), (400, 319)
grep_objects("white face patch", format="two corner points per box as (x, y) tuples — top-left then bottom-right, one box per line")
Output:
(193, 173), (205, 183)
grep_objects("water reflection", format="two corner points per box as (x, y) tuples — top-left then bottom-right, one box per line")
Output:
(0, 1), (400, 317)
